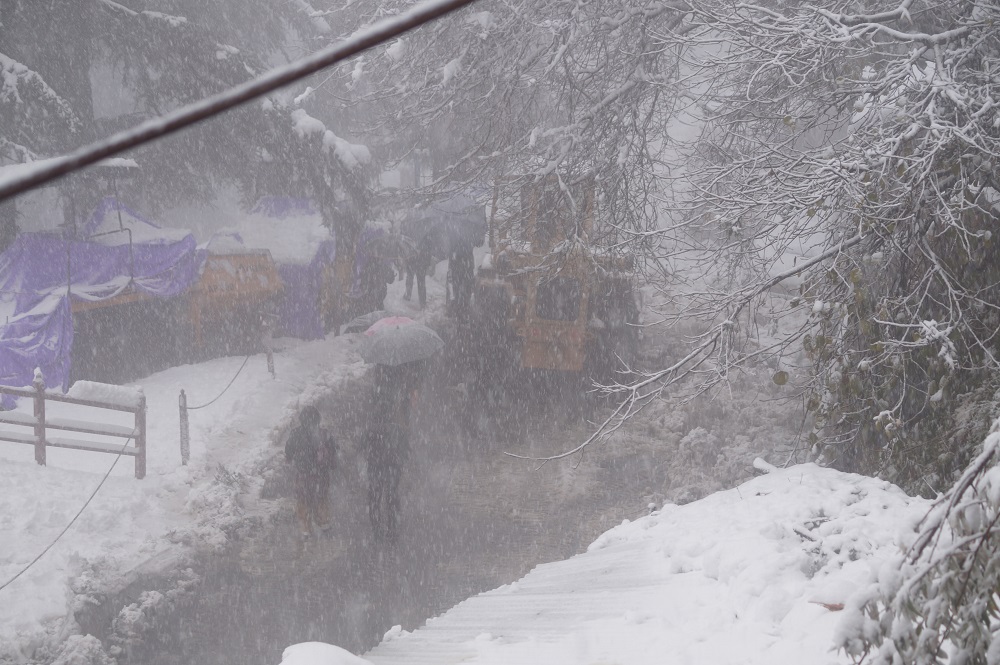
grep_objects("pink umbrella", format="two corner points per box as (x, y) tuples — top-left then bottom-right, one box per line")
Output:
(363, 316), (415, 336)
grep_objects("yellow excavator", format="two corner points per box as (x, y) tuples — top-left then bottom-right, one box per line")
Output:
(461, 175), (639, 439)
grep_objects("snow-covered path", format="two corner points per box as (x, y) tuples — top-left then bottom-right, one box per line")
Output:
(359, 464), (930, 665)
(0, 248), (465, 660)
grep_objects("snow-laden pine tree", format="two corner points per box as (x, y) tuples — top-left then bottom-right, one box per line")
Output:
(0, 0), (372, 244)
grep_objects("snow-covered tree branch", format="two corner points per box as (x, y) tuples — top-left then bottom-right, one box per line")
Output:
(594, 0), (1000, 489)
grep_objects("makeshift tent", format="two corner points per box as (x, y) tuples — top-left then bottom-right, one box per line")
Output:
(0, 197), (203, 396)
(204, 197), (336, 340)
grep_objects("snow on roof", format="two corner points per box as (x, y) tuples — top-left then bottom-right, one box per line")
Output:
(0, 157), (62, 190)
(84, 198), (191, 245)
(158, 193), (336, 266)
(0, 157), (138, 194)
(205, 202), (332, 266)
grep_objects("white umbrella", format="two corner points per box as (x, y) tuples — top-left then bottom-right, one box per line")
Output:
(360, 318), (444, 366)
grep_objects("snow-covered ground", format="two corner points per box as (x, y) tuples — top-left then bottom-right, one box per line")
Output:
(0, 247), (938, 665)
(0, 257), (452, 661)
(285, 463), (931, 665)
(0, 334), (369, 660)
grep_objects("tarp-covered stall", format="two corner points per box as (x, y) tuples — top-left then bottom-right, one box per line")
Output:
(0, 197), (203, 394)
(206, 197), (337, 340)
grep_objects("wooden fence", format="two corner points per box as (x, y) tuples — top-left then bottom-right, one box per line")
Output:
(0, 373), (146, 479)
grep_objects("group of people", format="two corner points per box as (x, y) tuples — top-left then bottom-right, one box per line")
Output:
(402, 234), (476, 316)
(284, 362), (424, 543)
(352, 225), (480, 318)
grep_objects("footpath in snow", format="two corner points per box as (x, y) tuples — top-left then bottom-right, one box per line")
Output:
(281, 463), (931, 665)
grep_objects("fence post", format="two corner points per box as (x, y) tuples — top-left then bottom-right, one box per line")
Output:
(179, 389), (190, 465)
(261, 313), (276, 379)
(135, 389), (146, 479)
(32, 368), (45, 466)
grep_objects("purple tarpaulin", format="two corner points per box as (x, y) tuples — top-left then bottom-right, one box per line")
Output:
(0, 198), (203, 396)
(274, 249), (335, 340)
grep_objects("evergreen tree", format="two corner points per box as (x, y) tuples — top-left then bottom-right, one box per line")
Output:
(0, 0), (371, 242)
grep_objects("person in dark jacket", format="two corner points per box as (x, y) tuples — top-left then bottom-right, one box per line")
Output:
(403, 243), (436, 309)
(449, 238), (475, 319)
(363, 418), (408, 542)
(285, 405), (337, 539)
(359, 256), (394, 312)
(363, 363), (423, 542)
(403, 226), (448, 309)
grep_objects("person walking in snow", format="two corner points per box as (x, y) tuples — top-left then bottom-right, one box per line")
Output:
(403, 226), (447, 309)
(448, 238), (475, 319)
(362, 363), (423, 542)
(285, 405), (338, 539)
(403, 237), (439, 309)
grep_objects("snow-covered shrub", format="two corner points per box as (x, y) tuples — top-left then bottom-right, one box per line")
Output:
(839, 420), (1000, 664)
(107, 567), (198, 661)
(50, 635), (114, 665)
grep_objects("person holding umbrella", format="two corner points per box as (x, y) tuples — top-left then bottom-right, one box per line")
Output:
(362, 363), (421, 542)
(359, 318), (442, 542)
(401, 190), (485, 313)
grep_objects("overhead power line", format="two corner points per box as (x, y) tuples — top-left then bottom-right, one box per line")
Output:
(0, 0), (479, 202)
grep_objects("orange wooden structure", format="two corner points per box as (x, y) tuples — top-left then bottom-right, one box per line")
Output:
(186, 251), (283, 349)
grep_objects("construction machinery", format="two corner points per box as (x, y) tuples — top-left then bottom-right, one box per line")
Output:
(471, 174), (640, 382)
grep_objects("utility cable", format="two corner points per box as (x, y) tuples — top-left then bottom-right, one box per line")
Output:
(0, 0), (480, 202)
(0, 435), (134, 593)
(185, 353), (252, 411)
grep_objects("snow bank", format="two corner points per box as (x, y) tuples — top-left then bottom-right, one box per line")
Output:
(65, 380), (143, 409)
(281, 642), (372, 665)
(357, 464), (930, 665)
